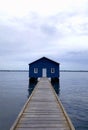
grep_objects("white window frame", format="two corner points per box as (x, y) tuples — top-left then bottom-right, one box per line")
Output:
(51, 68), (55, 73)
(34, 68), (38, 73)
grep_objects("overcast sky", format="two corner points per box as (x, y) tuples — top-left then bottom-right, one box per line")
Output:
(0, 0), (88, 70)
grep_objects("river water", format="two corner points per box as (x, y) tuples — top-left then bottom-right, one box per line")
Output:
(0, 72), (88, 130)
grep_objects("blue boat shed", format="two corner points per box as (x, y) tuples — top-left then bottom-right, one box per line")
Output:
(29, 57), (60, 79)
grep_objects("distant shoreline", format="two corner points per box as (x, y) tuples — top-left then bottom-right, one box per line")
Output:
(60, 70), (88, 72)
(0, 70), (28, 72)
(0, 70), (88, 72)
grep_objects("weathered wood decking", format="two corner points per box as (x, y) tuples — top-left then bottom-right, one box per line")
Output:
(10, 78), (75, 130)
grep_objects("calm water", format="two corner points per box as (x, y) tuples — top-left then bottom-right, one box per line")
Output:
(0, 72), (88, 130)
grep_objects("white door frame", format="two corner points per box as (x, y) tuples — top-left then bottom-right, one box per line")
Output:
(42, 68), (47, 77)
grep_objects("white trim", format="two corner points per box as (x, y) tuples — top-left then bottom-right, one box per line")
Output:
(34, 68), (38, 73)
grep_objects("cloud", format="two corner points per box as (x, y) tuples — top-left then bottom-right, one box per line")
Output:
(40, 24), (57, 36)
(62, 51), (88, 62)
(0, 0), (88, 69)
(0, 0), (87, 18)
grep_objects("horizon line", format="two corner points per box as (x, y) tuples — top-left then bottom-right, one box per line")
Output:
(0, 70), (88, 72)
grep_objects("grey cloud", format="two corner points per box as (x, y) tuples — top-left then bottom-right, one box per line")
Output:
(40, 24), (57, 36)
(62, 51), (88, 64)
(79, 23), (88, 35)
(0, 11), (88, 70)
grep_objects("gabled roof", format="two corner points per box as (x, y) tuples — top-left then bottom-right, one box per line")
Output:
(29, 57), (60, 65)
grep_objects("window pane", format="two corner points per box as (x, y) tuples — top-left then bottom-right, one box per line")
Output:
(34, 68), (38, 73)
(51, 68), (55, 73)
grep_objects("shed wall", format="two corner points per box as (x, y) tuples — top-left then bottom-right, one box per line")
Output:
(29, 58), (59, 78)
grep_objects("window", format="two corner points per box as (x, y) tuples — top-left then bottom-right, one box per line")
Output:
(34, 68), (38, 73)
(51, 68), (55, 73)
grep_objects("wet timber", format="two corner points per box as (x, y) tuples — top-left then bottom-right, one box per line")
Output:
(10, 78), (75, 130)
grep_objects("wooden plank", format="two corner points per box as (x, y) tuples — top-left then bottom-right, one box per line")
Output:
(19, 118), (67, 124)
(15, 128), (70, 130)
(17, 123), (69, 128)
(10, 78), (75, 130)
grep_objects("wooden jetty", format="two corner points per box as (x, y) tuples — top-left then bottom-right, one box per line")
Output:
(10, 78), (75, 130)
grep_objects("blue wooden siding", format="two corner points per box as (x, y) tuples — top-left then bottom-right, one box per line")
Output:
(29, 57), (60, 78)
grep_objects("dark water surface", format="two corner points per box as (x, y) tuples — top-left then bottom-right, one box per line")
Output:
(0, 72), (88, 130)
(60, 72), (88, 130)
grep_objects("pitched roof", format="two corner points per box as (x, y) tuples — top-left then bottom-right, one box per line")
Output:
(29, 57), (60, 65)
